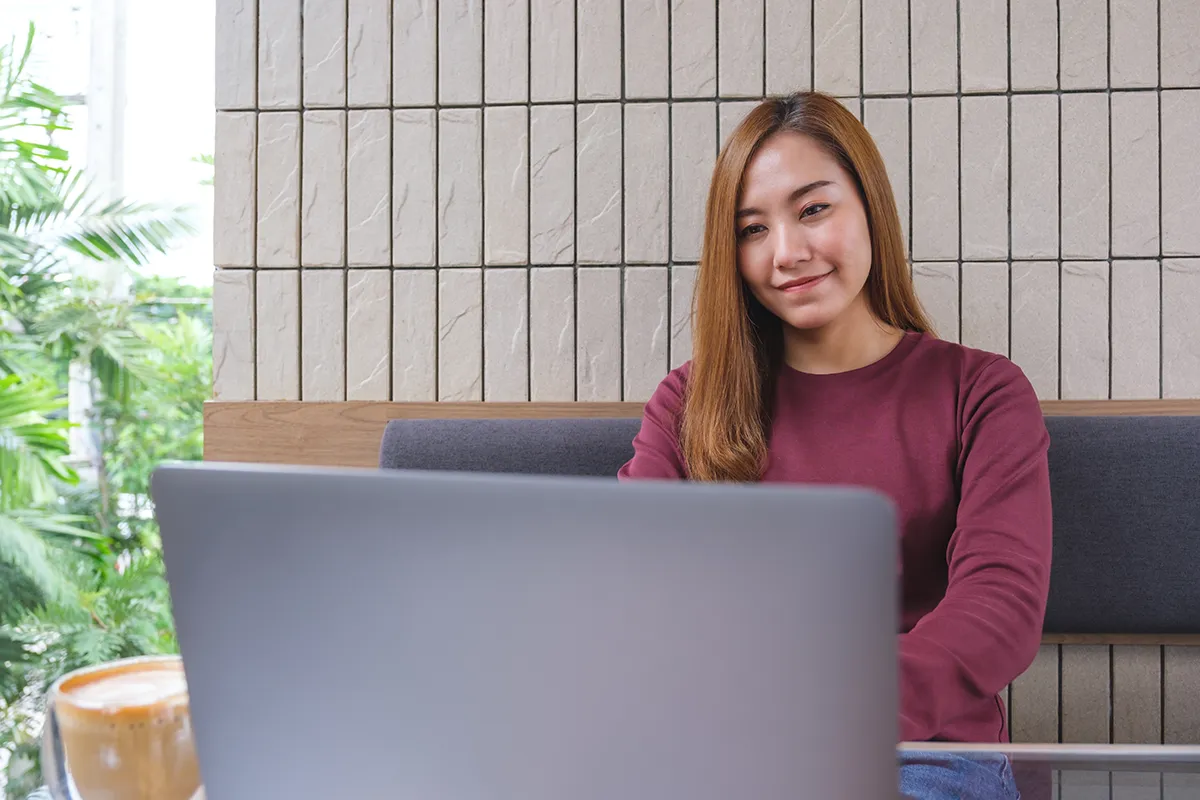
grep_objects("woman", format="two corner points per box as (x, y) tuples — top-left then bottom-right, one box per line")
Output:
(619, 92), (1051, 798)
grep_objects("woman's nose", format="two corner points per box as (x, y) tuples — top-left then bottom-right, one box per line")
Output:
(772, 224), (812, 270)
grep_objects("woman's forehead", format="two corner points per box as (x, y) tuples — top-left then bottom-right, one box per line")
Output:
(740, 132), (843, 202)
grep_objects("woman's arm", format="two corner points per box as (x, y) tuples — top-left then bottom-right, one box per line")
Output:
(898, 357), (1053, 742)
(617, 364), (691, 480)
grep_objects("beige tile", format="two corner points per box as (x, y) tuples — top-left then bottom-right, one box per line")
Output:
(1011, 95), (1059, 258)
(483, 106), (529, 266)
(347, 110), (392, 267)
(672, 102), (717, 263)
(814, 0), (860, 96)
(1110, 0), (1158, 89)
(765, 0), (812, 94)
(1164, 647), (1200, 744)
(438, 0), (482, 104)
(960, 0), (1007, 92)
(1162, 0), (1200, 88)
(1061, 93), (1109, 260)
(437, 268), (483, 400)
(348, 0), (392, 106)
(256, 112), (301, 267)
(579, 1), (622, 100)
(672, 0), (717, 97)
(256, 270), (300, 400)
(719, 101), (759, 150)
(301, 270), (346, 401)
(1060, 0), (1107, 90)
(484, 268), (530, 401)
(345, 269), (392, 400)
(911, 97), (958, 261)
(576, 104), (623, 264)
(301, 111), (347, 267)
(1010, 645), (1060, 744)
(1060, 645), (1112, 743)
(392, 109), (437, 266)
(623, 266), (670, 402)
(1010, 0), (1058, 90)
(1111, 92), (1160, 258)
(625, 103), (670, 264)
(863, 99), (910, 253)
(438, 109), (483, 266)
(1011, 262), (1060, 400)
(259, 0), (301, 108)
(212, 269), (256, 401)
(911, 0), (957, 93)
(718, 0), (764, 97)
(913, 263), (959, 343)
(960, 96), (1009, 260)
(530, 267), (576, 400)
(530, 0), (574, 102)
(961, 263), (1009, 357)
(862, 0), (908, 94)
(530, 105), (575, 264)
(215, 0), (257, 109)
(1111, 260), (1161, 400)
(625, 0), (670, 99)
(214, 112), (256, 267)
(1061, 261), (1110, 400)
(392, 269), (437, 401)
(303, 0), (346, 107)
(577, 268), (622, 401)
(485, 0), (529, 103)
(1163, 259), (1200, 398)
(1162, 91), (1200, 256)
(393, 0), (436, 105)
(671, 264), (698, 367)
(1112, 646), (1163, 744)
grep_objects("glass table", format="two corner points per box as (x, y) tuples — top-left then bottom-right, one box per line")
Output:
(898, 742), (1200, 799)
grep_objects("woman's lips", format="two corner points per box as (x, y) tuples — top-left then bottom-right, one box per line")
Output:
(777, 271), (832, 293)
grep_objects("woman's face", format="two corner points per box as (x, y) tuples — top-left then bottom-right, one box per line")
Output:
(735, 131), (874, 333)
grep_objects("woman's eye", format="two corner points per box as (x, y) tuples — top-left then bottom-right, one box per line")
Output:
(800, 203), (829, 219)
(738, 223), (766, 239)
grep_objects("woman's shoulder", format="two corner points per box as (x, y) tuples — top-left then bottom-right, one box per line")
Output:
(908, 334), (1042, 421)
(643, 361), (692, 416)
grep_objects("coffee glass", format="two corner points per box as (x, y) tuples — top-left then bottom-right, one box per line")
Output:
(41, 654), (203, 800)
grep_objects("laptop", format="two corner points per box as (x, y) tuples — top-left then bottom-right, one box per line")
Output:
(151, 462), (900, 799)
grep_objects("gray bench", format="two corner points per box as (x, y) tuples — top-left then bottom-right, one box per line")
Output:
(379, 415), (1200, 637)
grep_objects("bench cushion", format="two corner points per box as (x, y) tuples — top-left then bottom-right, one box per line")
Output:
(379, 415), (1200, 635)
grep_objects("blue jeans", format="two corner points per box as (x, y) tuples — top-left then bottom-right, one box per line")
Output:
(899, 751), (1021, 799)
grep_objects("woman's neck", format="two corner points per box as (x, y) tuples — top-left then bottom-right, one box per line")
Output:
(782, 301), (905, 375)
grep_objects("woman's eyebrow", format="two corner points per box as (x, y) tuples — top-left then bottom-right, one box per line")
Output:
(735, 180), (834, 219)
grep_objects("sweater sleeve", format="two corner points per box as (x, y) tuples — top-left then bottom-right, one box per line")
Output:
(617, 364), (690, 480)
(898, 357), (1053, 742)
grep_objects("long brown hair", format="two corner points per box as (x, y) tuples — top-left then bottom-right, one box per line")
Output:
(680, 91), (933, 483)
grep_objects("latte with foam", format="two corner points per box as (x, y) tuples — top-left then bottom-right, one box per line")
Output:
(50, 656), (201, 800)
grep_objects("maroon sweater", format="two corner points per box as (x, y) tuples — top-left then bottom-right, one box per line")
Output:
(617, 332), (1053, 743)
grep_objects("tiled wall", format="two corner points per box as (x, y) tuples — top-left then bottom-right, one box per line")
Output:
(211, 0), (1200, 404)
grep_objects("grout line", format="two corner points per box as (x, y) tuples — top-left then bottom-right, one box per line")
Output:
(761, 0), (767, 97)
(573, 0), (579, 402)
(343, 0), (349, 402)
(619, 0), (627, 400)
(809, 0), (815, 91)
(387, 0), (396, 401)
(252, 0), (261, 401)
(527, 0), (533, 402)
(475, 0), (480, 400)
(1007, 0), (1013, 361)
(1107, 0), (1113, 401)
(297, 4), (305, 402)
(907, 0), (913, 265)
(666, 0), (674, 369)
(433, 0), (441, 400)
(1056, 0), (1063, 401)
(1157, 0), (1163, 401)
(956, 0), (963, 346)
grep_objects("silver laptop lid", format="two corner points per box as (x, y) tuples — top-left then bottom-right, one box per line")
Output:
(152, 462), (899, 800)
